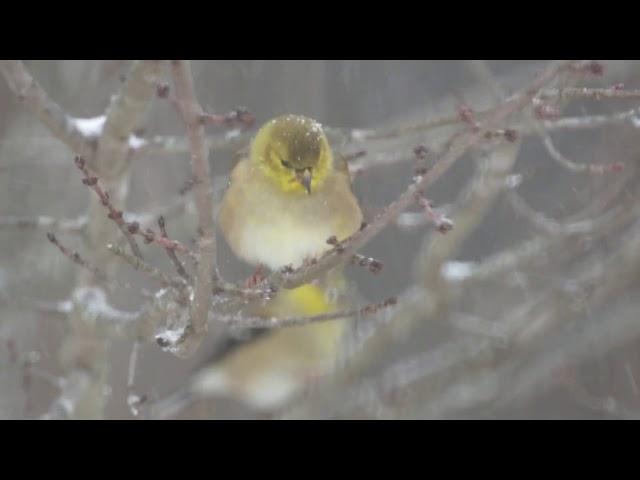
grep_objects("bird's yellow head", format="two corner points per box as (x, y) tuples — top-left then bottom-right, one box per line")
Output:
(250, 114), (333, 195)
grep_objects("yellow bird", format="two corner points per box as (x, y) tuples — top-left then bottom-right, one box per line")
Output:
(218, 114), (362, 270)
(187, 114), (363, 412)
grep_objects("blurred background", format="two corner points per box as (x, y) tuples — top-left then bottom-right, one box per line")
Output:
(1, 60), (640, 419)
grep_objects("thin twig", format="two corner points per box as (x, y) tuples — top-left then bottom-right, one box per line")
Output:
(350, 254), (384, 274)
(505, 189), (626, 236)
(157, 216), (190, 282)
(540, 108), (640, 131)
(75, 156), (143, 259)
(537, 127), (624, 174)
(215, 297), (397, 330)
(199, 107), (255, 128)
(0, 215), (86, 233)
(46, 232), (108, 281)
(129, 130), (251, 157)
(416, 196), (454, 234)
(541, 86), (640, 100)
(76, 155), (199, 262)
(107, 243), (184, 289)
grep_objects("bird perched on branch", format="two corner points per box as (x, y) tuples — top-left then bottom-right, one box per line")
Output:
(219, 114), (362, 270)
(190, 114), (363, 412)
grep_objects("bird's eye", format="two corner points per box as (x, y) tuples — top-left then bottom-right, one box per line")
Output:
(280, 159), (292, 169)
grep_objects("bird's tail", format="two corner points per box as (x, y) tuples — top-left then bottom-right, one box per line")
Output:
(185, 269), (353, 412)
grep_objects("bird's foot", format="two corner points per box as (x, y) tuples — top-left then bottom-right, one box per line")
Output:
(245, 264), (265, 288)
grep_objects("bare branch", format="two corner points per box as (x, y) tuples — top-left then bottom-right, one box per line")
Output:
(157, 216), (190, 282)
(170, 60), (216, 353)
(350, 253), (384, 275)
(541, 86), (640, 100)
(260, 62), (573, 294)
(465, 201), (632, 284)
(0, 215), (86, 233)
(199, 106), (255, 128)
(0, 60), (95, 159)
(85, 60), (165, 269)
(93, 60), (164, 176)
(46, 232), (108, 282)
(51, 61), (165, 420)
(129, 130), (251, 157)
(505, 189), (626, 236)
(107, 243), (185, 289)
(126, 342), (146, 417)
(215, 297), (397, 330)
(537, 127), (624, 174)
(541, 107), (640, 132)
(74, 156), (143, 258)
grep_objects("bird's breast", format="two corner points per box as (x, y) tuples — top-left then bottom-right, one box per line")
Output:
(236, 205), (336, 270)
(219, 163), (361, 271)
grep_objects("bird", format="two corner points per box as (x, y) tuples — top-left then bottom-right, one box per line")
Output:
(218, 114), (362, 271)
(184, 114), (363, 414)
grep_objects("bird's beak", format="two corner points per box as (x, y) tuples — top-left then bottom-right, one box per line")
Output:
(297, 169), (312, 194)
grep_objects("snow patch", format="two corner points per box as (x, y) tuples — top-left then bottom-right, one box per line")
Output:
(225, 128), (241, 140)
(128, 135), (146, 149)
(73, 116), (106, 137)
(441, 261), (476, 282)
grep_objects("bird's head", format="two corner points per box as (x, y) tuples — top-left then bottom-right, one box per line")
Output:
(250, 114), (333, 195)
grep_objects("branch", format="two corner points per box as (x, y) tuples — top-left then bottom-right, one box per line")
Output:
(0, 60), (95, 159)
(107, 243), (185, 289)
(170, 60), (216, 353)
(537, 125), (624, 174)
(93, 60), (164, 176)
(75, 155), (199, 262)
(46, 232), (108, 282)
(540, 107), (640, 132)
(0, 195), (190, 236)
(541, 86), (640, 100)
(463, 200), (632, 284)
(0, 215), (86, 233)
(264, 61), (572, 294)
(157, 216), (191, 282)
(75, 156), (143, 258)
(85, 60), (165, 268)
(52, 61), (164, 420)
(276, 62), (578, 420)
(129, 130), (252, 157)
(505, 189), (625, 236)
(215, 297), (397, 330)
